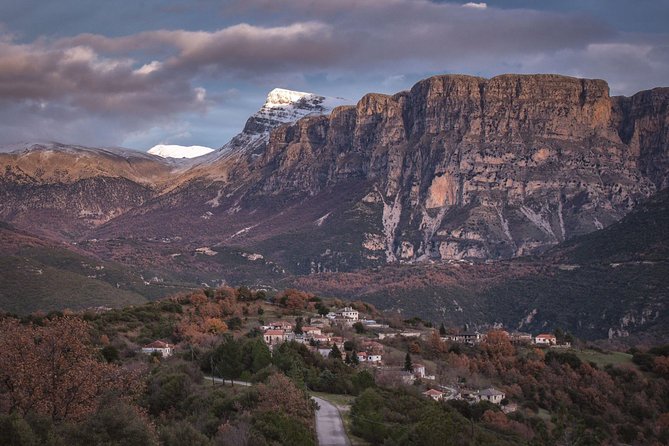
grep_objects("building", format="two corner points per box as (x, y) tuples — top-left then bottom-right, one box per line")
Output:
(412, 363), (426, 379)
(263, 329), (286, 346)
(310, 317), (330, 327)
(335, 306), (359, 321)
(367, 353), (382, 363)
(355, 351), (368, 362)
(376, 369), (416, 386)
(441, 331), (483, 345)
(268, 321), (294, 330)
(534, 334), (557, 345)
(509, 332), (533, 344)
(310, 334), (330, 345)
(478, 387), (506, 405)
(399, 331), (422, 338)
(302, 326), (322, 336)
(141, 340), (173, 357)
(423, 389), (444, 401)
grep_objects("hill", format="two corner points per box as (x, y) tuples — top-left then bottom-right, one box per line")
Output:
(0, 222), (192, 314)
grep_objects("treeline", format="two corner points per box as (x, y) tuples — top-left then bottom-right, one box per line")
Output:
(351, 387), (521, 445)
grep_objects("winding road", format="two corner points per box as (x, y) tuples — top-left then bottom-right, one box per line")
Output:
(313, 396), (351, 446)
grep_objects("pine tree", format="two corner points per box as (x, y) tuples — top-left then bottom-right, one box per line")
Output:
(439, 323), (447, 336)
(404, 352), (413, 372)
(329, 344), (342, 360)
(294, 317), (304, 335)
(352, 350), (360, 366)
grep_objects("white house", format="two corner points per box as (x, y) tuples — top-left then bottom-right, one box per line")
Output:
(367, 353), (382, 363)
(423, 389), (444, 401)
(263, 329), (286, 346)
(534, 334), (557, 345)
(141, 340), (174, 357)
(268, 321), (294, 331)
(412, 363), (426, 379)
(478, 387), (505, 405)
(335, 306), (359, 321)
(441, 331), (483, 345)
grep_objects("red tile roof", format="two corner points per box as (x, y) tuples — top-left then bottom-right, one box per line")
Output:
(423, 389), (443, 396)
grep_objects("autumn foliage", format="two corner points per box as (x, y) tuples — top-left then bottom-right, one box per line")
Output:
(0, 316), (140, 422)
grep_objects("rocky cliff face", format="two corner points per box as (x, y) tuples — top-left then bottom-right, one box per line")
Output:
(241, 74), (662, 264)
(1, 75), (668, 277)
(612, 88), (669, 189)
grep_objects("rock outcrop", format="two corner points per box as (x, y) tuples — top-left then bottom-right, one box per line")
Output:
(239, 74), (663, 263)
(2, 75), (668, 275)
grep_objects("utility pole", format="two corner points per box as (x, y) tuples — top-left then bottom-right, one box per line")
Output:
(211, 356), (215, 387)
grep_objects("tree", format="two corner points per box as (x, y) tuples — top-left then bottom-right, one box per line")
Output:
(241, 338), (271, 373)
(0, 317), (138, 422)
(69, 398), (158, 446)
(294, 317), (304, 335)
(316, 304), (329, 317)
(329, 344), (343, 360)
(213, 335), (243, 385)
(439, 323), (447, 336)
(352, 351), (360, 366)
(100, 345), (120, 363)
(353, 322), (366, 334)
(237, 286), (252, 301)
(255, 374), (314, 428)
(404, 353), (413, 372)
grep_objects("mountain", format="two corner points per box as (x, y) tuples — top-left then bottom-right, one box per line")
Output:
(1, 74), (668, 340)
(147, 144), (214, 159)
(214, 88), (351, 157)
(0, 142), (176, 240)
(93, 74), (667, 275)
(291, 189), (669, 342)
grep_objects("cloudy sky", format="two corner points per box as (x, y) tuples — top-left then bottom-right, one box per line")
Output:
(0, 0), (667, 151)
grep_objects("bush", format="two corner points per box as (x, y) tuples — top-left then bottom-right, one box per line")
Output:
(252, 412), (315, 446)
(159, 421), (211, 446)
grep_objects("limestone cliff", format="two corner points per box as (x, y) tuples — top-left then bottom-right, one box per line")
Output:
(240, 74), (664, 264)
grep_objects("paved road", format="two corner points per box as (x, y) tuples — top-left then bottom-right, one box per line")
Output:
(313, 397), (351, 446)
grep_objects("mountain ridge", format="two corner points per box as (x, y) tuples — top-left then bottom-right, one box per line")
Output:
(1, 73), (668, 341)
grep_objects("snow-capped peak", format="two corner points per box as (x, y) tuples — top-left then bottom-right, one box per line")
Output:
(264, 88), (316, 108)
(211, 88), (351, 159)
(148, 144), (214, 159)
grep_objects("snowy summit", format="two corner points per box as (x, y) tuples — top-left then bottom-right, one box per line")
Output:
(148, 144), (214, 159)
(217, 88), (351, 156)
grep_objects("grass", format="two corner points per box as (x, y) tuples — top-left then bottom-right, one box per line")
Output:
(571, 349), (636, 369)
(310, 391), (356, 407)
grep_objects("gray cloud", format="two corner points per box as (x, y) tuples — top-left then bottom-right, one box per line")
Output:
(0, 0), (667, 148)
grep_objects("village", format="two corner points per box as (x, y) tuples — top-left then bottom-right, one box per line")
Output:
(140, 302), (572, 415)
